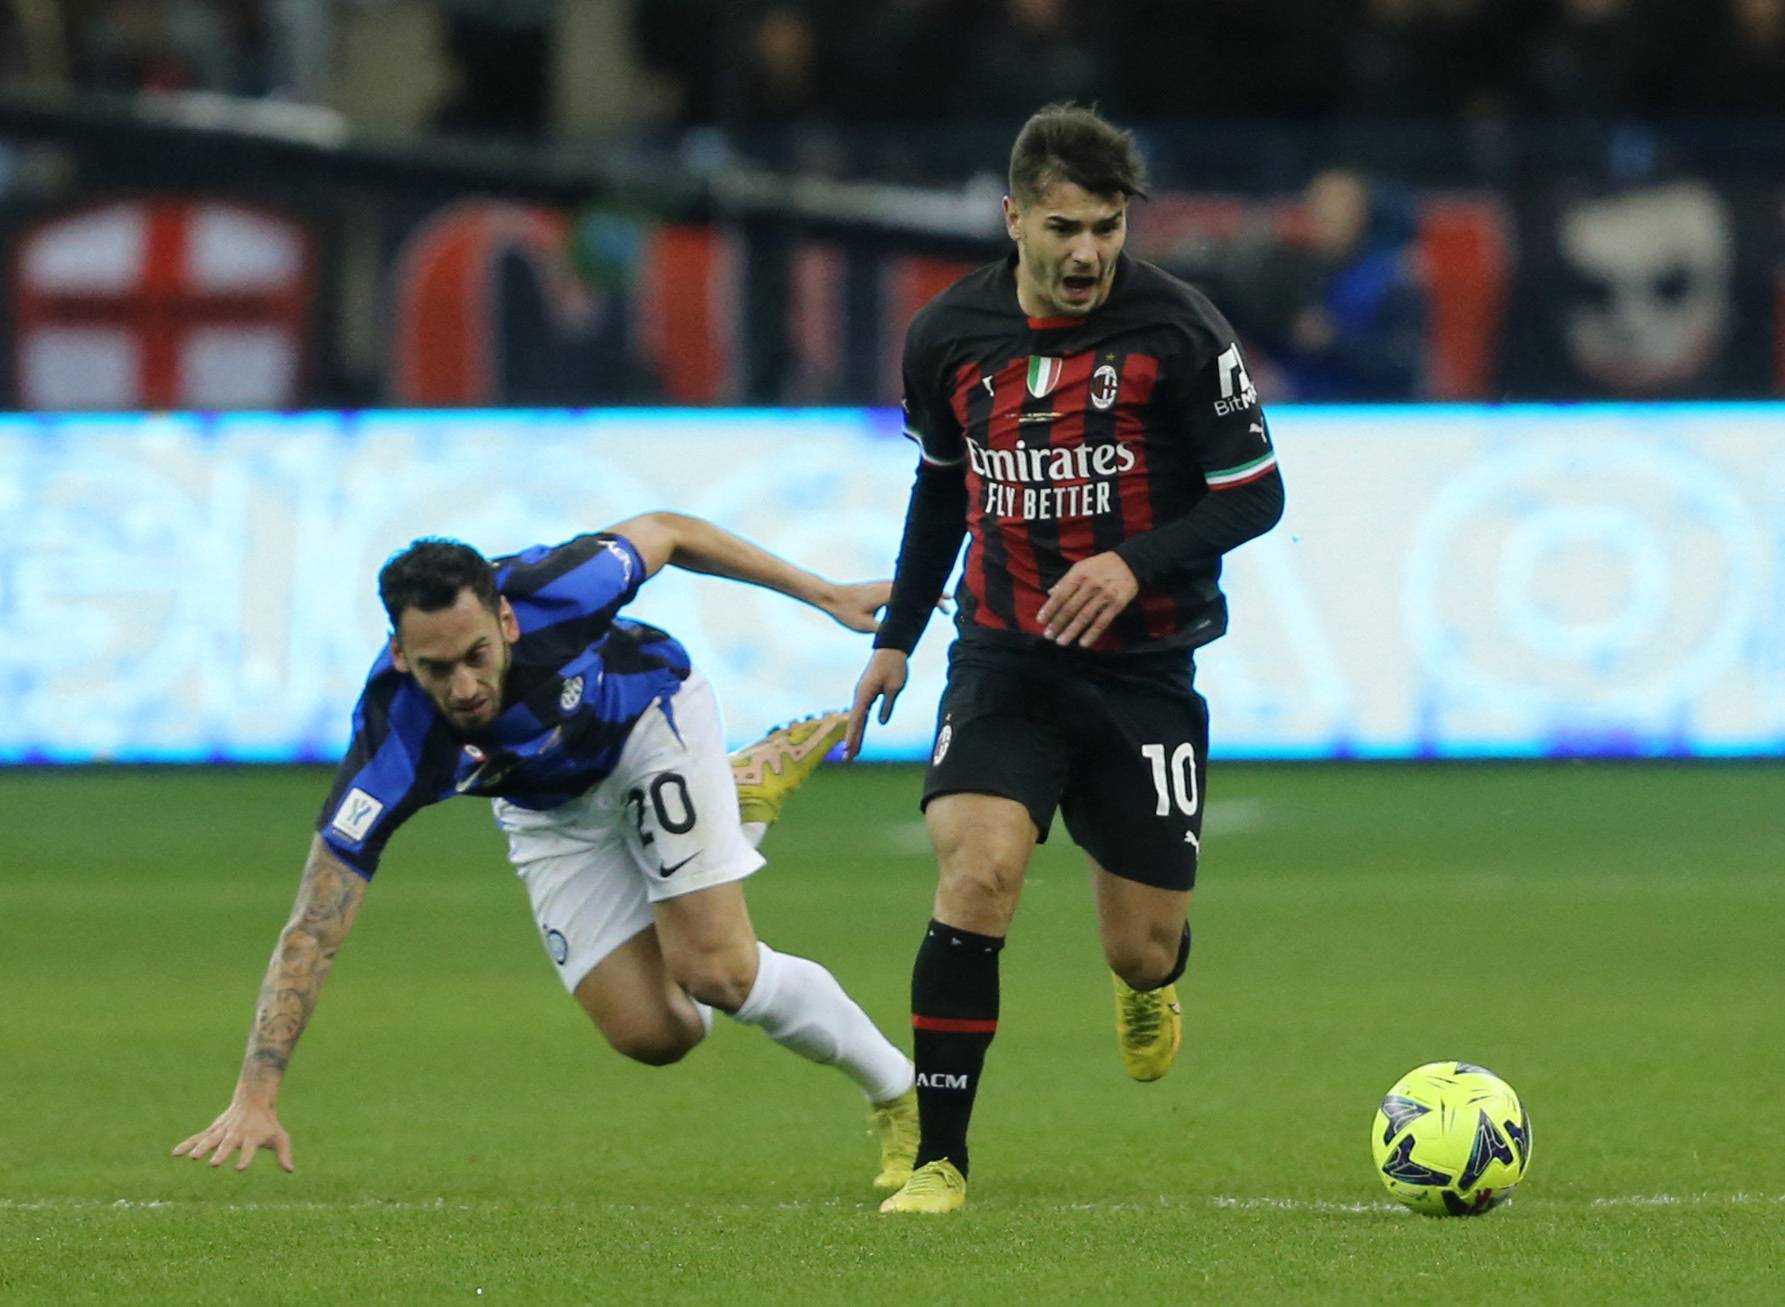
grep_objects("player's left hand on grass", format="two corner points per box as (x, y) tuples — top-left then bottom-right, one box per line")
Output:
(172, 1099), (295, 1173)
(821, 579), (893, 633)
(1039, 552), (1139, 648)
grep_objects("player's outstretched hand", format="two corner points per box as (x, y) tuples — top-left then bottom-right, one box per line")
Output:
(822, 579), (893, 633)
(172, 1099), (294, 1173)
(846, 649), (908, 760)
(1039, 551), (1139, 648)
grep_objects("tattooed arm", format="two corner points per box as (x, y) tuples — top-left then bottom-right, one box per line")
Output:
(171, 836), (366, 1172)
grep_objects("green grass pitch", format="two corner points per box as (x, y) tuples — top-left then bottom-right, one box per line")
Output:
(2, 763), (1781, 1304)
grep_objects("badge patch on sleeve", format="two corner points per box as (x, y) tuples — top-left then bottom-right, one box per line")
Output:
(331, 787), (385, 842)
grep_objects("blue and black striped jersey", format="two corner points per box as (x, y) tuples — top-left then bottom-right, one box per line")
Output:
(316, 532), (689, 878)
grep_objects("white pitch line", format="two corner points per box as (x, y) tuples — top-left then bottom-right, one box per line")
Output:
(3, 1193), (1782, 1216)
(1213, 1197), (1405, 1214)
(1588, 1193), (1785, 1209)
(0, 1197), (481, 1213)
(1093, 1193), (1785, 1213)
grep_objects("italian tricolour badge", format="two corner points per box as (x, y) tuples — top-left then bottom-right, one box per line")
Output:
(1026, 356), (1063, 398)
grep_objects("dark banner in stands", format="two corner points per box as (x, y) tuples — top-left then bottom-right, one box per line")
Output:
(1499, 177), (1780, 399)
(1, 101), (1781, 408)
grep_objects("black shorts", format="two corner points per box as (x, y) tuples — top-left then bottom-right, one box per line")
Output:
(921, 641), (1210, 891)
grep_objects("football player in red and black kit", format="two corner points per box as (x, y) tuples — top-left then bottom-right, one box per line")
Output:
(845, 104), (1285, 1214)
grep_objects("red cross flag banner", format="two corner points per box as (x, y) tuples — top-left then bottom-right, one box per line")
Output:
(11, 199), (313, 410)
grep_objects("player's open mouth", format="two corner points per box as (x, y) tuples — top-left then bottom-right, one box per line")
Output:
(1060, 274), (1098, 302)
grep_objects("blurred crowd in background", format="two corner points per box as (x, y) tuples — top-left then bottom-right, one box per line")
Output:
(633, 0), (1785, 132)
(0, 2), (1782, 411)
(6, 1), (1785, 137)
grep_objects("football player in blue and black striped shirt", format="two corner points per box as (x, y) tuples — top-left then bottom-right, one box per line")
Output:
(173, 513), (920, 1191)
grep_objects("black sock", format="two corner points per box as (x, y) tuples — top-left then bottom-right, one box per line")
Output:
(909, 918), (1003, 1177)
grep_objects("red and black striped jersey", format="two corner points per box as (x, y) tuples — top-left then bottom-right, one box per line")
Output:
(894, 252), (1281, 656)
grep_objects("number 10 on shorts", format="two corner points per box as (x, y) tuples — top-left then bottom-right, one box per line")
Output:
(1141, 743), (1199, 817)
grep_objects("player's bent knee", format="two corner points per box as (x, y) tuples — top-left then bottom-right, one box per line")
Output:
(935, 866), (1024, 935)
(930, 821), (1029, 874)
(939, 855), (1025, 907)
(1105, 939), (1179, 992)
(671, 959), (755, 1014)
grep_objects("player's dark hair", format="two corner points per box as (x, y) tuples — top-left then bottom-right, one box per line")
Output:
(378, 538), (498, 630)
(1008, 103), (1149, 205)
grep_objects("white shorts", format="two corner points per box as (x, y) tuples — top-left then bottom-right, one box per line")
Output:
(493, 670), (764, 992)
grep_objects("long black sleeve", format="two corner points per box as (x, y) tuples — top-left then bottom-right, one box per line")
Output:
(873, 459), (970, 654)
(1114, 467), (1285, 589)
